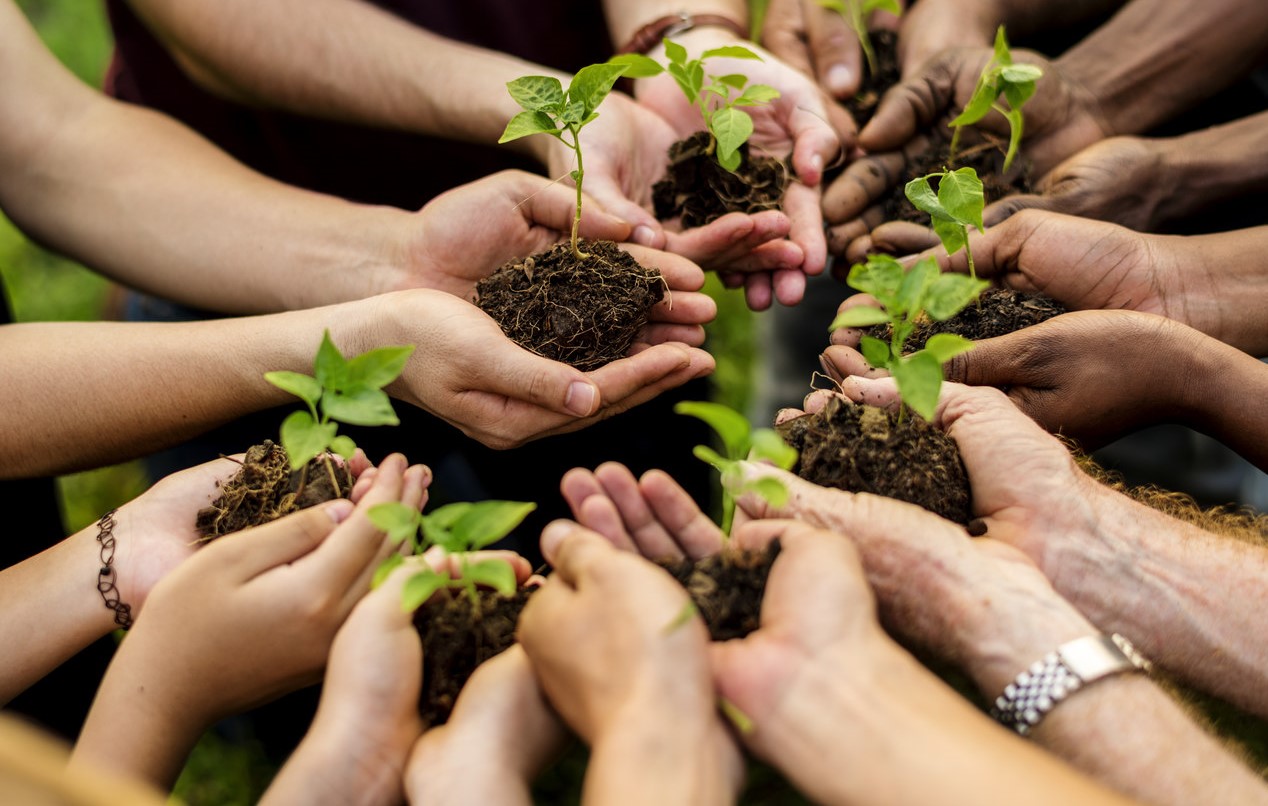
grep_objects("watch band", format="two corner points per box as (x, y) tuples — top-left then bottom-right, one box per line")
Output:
(618, 12), (749, 55)
(990, 633), (1151, 736)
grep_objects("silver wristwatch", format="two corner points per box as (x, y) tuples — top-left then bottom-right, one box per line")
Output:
(990, 633), (1152, 736)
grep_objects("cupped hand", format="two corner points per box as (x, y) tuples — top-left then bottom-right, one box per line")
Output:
(560, 462), (724, 561)
(405, 647), (567, 806)
(761, 0), (906, 100)
(368, 285), (715, 450)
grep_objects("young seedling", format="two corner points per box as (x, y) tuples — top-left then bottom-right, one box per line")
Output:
(369, 499), (536, 611)
(675, 401), (797, 534)
(499, 63), (630, 260)
(815, 0), (902, 78)
(904, 166), (985, 279)
(949, 26), (1043, 172)
(611, 40), (780, 173)
(828, 254), (987, 421)
(264, 330), (413, 490)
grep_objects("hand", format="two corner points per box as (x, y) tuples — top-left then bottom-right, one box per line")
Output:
(405, 647), (567, 806)
(823, 309), (1216, 450)
(560, 462), (724, 561)
(362, 285), (715, 450)
(761, 0), (906, 100)
(896, 0), (999, 74)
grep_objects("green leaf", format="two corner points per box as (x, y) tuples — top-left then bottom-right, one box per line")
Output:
(313, 330), (346, 390)
(846, 254), (905, 302)
(569, 63), (628, 117)
(1000, 64), (1042, 84)
(452, 500), (537, 551)
(693, 444), (729, 472)
(932, 218), (968, 256)
(401, 568), (449, 611)
(749, 428), (798, 470)
(904, 176), (951, 221)
(687, 61), (705, 98)
(733, 84), (780, 107)
(828, 305), (889, 330)
(1003, 108), (1024, 172)
(863, 0), (903, 14)
(345, 345), (414, 390)
(925, 274), (989, 321)
(371, 554), (404, 589)
(607, 53), (665, 78)
(506, 76), (565, 112)
(740, 476), (789, 508)
(1002, 80), (1036, 112)
(949, 74), (998, 128)
(663, 38), (688, 67)
(891, 352), (943, 422)
(264, 371), (322, 407)
(716, 73), (748, 90)
(938, 167), (985, 230)
(423, 502), (473, 533)
(701, 45), (763, 61)
(675, 401), (750, 460)
(716, 144), (742, 172)
(499, 110), (560, 143)
(463, 558), (517, 597)
(922, 333), (976, 365)
(329, 435), (357, 460)
(893, 256), (937, 318)
(368, 501), (421, 546)
(322, 387), (399, 427)
(992, 25), (1011, 65)
(860, 335), (892, 369)
(279, 410), (335, 470)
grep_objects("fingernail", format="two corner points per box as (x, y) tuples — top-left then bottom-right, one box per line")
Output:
(326, 500), (354, 523)
(809, 153), (824, 174)
(565, 381), (598, 416)
(826, 64), (854, 96)
(633, 225), (656, 246)
(540, 519), (573, 559)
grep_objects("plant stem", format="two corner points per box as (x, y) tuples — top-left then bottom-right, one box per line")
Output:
(721, 496), (735, 537)
(852, 4), (878, 77)
(949, 125), (962, 162)
(567, 126), (589, 260)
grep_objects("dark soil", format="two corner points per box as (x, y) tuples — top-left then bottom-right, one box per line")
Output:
(653, 131), (788, 229)
(845, 30), (901, 129)
(415, 542), (781, 726)
(777, 395), (972, 524)
(882, 128), (1032, 225)
(195, 440), (353, 539)
(869, 287), (1067, 351)
(475, 239), (664, 371)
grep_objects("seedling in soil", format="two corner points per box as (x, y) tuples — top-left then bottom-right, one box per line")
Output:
(828, 254), (987, 421)
(499, 63), (630, 259)
(264, 330), (413, 486)
(816, 0), (902, 78)
(369, 499), (536, 611)
(611, 39), (780, 172)
(904, 166), (985, 279)
(675, 401), (798, 534)
(949, 26), (1043, 172)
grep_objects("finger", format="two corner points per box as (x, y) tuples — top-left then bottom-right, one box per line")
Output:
(982, 193), (1056, 228)
(845, 231), (878, 264)
(517, 177), (634, 245)
(537, 519), (617, 587)
(575, 172), (664, 249)
(546, 346), (715, 433)
(432, 550), (534, 586)
(638, 470), (726, 560)
(858, 59), (955, 152)
(827, 216), (873, 261)
(773, 407), (806, 426)
(789, 105), (842, 187)
(633, 323), (707, 349)
(943, 332), (1025, 388)
(347, 449), (373, 479)
(744, 272), (775, 311)
(720, 270), (745, 289)
(801, 388), (839, 415)
(620, 244), (706, 293)
(483, 335), (602, 419)
(594, 462), (683, 560)
(309, 453), (410, 592)
(828, 292), (881, 347)
(823, 152), (904, 224)
(350, 466), (378, 503)
(784, 180), (827, 277)
(577, 494), (640, 553)
(804, 0), (861, 98)
(834, 374), (904, 411)
(772, 266), (808, 307)
(762, 0), (815, 77)
(661, 211), (798, 272)
(869, 220), (941, 255)
(820, 344), (889, 380)
(647, 291), (718, 326)
(219, 499), (353, 578)
(352, 554), (433, 630)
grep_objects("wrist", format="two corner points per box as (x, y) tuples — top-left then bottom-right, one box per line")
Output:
(271, 724), (405, 806)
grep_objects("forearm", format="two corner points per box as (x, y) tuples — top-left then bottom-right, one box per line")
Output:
(264, 730), (400, 806)
(0, 526), (118, 704)
(0, 302), (376, 477)
(1157, 112), (1268, 225)
(1055, 0), (1268, 136)
(125, 0), (561, 164)
(1050, 486), (1268, 719)
(1179, 332), (1268, 471)
(1165, 226), (1268, 355)
(993, 0), (1128, 38)
(602, 0), (748, 51)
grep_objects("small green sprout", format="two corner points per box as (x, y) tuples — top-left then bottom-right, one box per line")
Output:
(949, 26), (1043, 172)
(828, 254), (987, 421)
(904, 166), (985, 280)
(675, 401), (798, 534)
(264, 330), (413, 486)
(499, 63), (630, 259)
(611, 40), (780, 173)
(369, 499), (536, 611)
(816, 0), (902, 78)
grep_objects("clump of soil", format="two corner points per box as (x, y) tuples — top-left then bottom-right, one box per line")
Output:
(845, 30), (901, 128)
(475, 239), (664, 371)
(195, 440), (353, 539)
(653, 131), (788, 229)
(882, 128), (1032, 225)
(869, 287), (1067, 351)
(777, 395), (972, 524)
(416, 542), (781, 726)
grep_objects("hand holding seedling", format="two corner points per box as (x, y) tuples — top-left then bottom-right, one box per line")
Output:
(762, 0), (904, 99)
(519, 521), (744, 800)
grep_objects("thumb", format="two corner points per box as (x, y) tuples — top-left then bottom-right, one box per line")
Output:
(216, 500), (353, 578)
(487, 341), (601, 418)
(519, 180), (634, 244)
(944, 334), (1025, 388)
(579, 171), (666, 249)
(982, 193), (1057, 228)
